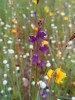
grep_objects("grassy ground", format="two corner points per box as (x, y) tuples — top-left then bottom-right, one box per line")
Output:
(0, 0), (75, 100)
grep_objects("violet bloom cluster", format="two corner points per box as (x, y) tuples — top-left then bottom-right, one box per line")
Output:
(29, 28), (49, 67)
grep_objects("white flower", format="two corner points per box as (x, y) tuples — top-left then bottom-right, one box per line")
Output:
(61, 12), (65, 16)
(5, 64), (9, 68)
(16, 67), (20, 71)
(31, 81), (35, 85)
(46, 62), (51, 67)
(44, 76), (48, 80)
(22, 26), (26, 29)
(3, 80), (7, 85)
(7, 87), (12, 92)
(69, 24), (72, 28)
(66, 46), (72, 50)
(1, 90), (4, 94)
(31, 24), (35, 29)
(51, 40), (56, 44)
(61, 57), (65, 60)
(71, 97), (75, 100)
(47, 54), (51, 56)
(3, 60), (7, 64)
(46, 89), (49, 92)
(73, 48), (75, 52)
(15, 55), (18, 59)
(7, 40), (13, 44)
(0, 39), (3, 42)
(23, 55), (26, 58)
(4, 51), (7, 54)
(71, 60), (75, 63)
(4, 27), (7, 30)
(26, 53), (30, 57)
(4, 74), (7, 78)
(0, 21), (4, 25)
(39, 81), (46, 89)
(22, 77), (25, 81)
(68, 41), (73, 45)
(52, 58), (55, 61)
(68, 5), (71, 8)
(6, 24), (11, 28)
(51, 24), (55, 27)
(8, 49), (14, 54)
(29, 45), (33, 49)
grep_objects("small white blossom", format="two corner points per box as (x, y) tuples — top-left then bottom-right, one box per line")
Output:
(15, 55), (18, 59)
(39, 81), (46, 89)
(16, 67), (20, 71)
(26, 53), (30, 57)
(29, 45), (33, 49)
(3, 60), (7, 64)
(1, 90), (4, 94)
(4, 74), (7, 78)
(44, 76), (48, 80)
(46, 62), (51, 67)
(68, 41), (73, 45)
(23, 55), (26, 58)
(71, 97), (75, 100)
(31, 81), (35, 85)
(46, 89), (49, 92)
(0, 39), (3, 42)
(7, 87), (12, 92)
(7, 40), (13, 44)
(3, 80), (7, 85)
(8, 49), (14, 54)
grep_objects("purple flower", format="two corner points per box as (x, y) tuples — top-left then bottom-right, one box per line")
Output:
(38, 60), (45, 67)
(40, 91), (47, 98)
(39, 45), (49, 52)
(29, 35), (37, 42)
(33, 11), (37, 17)
(32, 52), (38, 64)
(39, 29), (47, 40)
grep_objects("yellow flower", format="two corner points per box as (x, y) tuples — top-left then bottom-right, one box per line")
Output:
(55, 68), (66, 84)
(11, 29), (17, 34)
(42, 40), (48, 45)
(33, 27), (38, 31)
(12, 18), (17, 23)
(49, 11), (53, 16)
(4, 34), (8, 38)
(56, 53), (61, 58)
(32, 0), (37, 4)
(44, 6), (49, 13)
(64, 16), (69, 21)
(47, 69), (54, 79)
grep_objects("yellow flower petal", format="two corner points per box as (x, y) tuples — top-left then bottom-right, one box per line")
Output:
(47, 69), (53, 79)
(49, 11), (53, 16)
(55, 68), (66, 84)
(11, 29), (17, 34)
(32, 0), (37, 4)
(4, 34), (8, 38)
(64, 16), (69, 21)
(42, 40), (48, 45)
(44, 6), (49, 13)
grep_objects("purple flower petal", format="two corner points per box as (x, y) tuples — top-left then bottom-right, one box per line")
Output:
(39, 29), (47, 40)
(39, 45), (49, 52)
(38, 60), (45, 67)
(32, 52), (38, 64)
(29, 35), (37, 42)
(40, 91), (47, 98)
